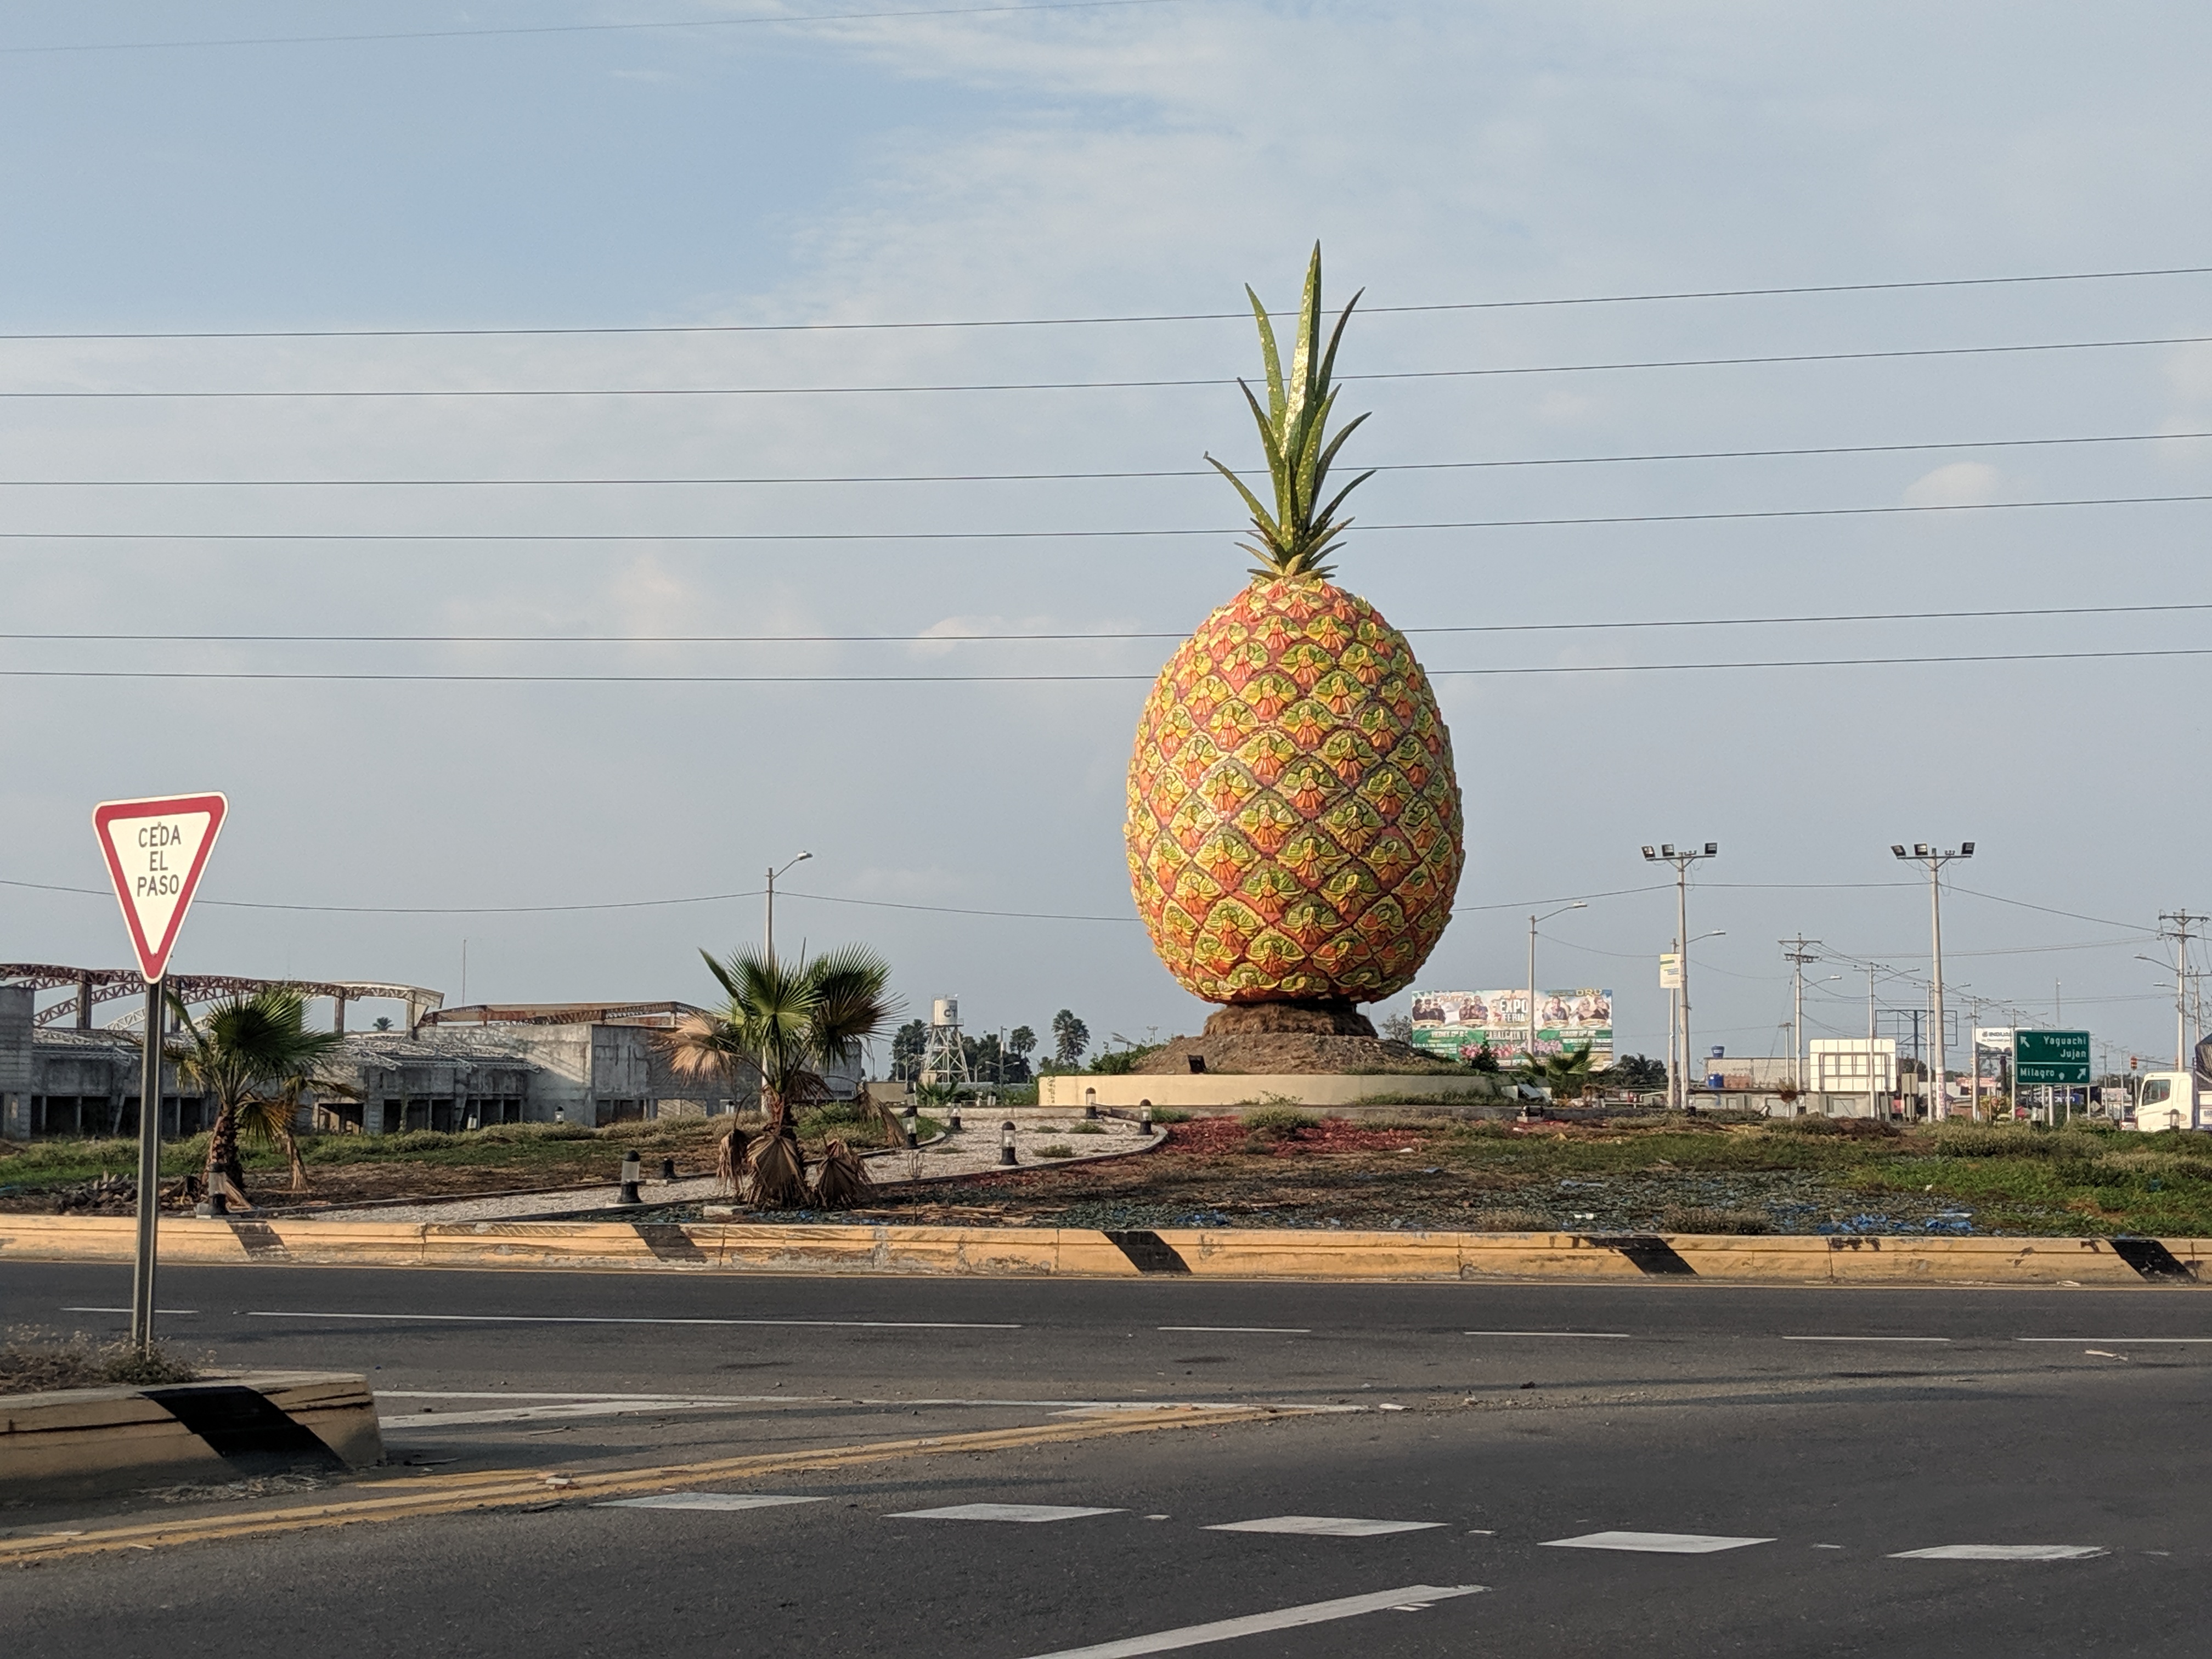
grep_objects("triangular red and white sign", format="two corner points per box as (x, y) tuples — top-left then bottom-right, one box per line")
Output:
(91, 792), (228, 983)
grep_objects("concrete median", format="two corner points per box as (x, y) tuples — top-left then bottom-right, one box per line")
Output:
(0, 1370), (383, 1498)
(4, 1213), (2205, 1284)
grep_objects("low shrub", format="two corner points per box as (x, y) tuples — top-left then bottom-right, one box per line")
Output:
(1926, 1125), (2105, 1160)
(1037, 1143), (1076, 1159)
(1, 1327), (200, 1395)
(1242, 1107), (1321, 1134)
(1660, 1205), (1773, 1235)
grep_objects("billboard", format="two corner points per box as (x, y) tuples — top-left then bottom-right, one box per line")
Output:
(1408, 988), (1614, 1066)
(1973, 1028), (2015, 1096)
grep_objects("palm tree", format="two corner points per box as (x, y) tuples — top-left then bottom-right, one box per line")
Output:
(168, 987), (344, 1210)
(1518, 1040), (1598, 1103)
(662, 944), (898, 1209)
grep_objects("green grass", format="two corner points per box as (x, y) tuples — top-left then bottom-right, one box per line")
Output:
(1423, 1115), (2212, 1235)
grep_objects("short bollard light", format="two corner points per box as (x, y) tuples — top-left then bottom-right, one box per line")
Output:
(619, 1150), (642, 1205)
(1000, 1120), (1018, 1166)
(661, 1156), (678, 1182)
(903, 1104), (919, 1148)
(949, 1102), (963, 1132)
(1141, 1103), (1154, 1135)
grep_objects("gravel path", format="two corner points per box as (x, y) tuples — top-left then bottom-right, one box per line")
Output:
(284, 1116), (1162, 1225)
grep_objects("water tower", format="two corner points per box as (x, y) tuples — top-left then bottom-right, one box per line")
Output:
(920, 996), (970, 1087)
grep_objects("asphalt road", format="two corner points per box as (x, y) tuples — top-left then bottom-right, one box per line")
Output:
(7, 1262), (2212, 1656)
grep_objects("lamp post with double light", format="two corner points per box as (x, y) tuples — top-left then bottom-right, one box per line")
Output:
(1643, 842), (1718, 1111)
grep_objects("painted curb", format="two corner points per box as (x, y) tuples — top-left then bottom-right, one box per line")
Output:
(2, 1215), (2204, 1284)
(0, 1370), (383, 1496)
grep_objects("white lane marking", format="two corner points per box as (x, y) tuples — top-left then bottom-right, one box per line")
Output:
(1465, 1330), (1633, 1339)
(1156, 1326), (1310, 1334)
(1017, 1583), (1486, 1658)
(381, 1400), (741, 1430)
(595, 1493), (825, 1512)
(1892, 1544), (2107, 1560)
(1543, 1531), (1774, 1554)
(244, 1311), (1020, 1329)
(1782, 1335), (1952, 1343)
(889, 1504), (1124, 1523)
(1207, 1516), (1447, 1538)
(372, 1390), (1358, 1414)
(2016, 1337), (2212, 1344)
(63, 1306), (199, 1315)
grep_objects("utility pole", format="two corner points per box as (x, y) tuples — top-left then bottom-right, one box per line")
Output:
(1782, 936), (1821, 1094)
(765, 850), (813, 970)
(1643, 843), (1718, 1111)
(2160, 911), (2204, 1071)
(1527, 902), (1587, 1066)
(1891, 842), (1973, 1121)
(1865, 962), (1881, 1120)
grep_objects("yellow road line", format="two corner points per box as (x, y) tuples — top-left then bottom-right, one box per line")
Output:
(1, 1405), (1288, 1565)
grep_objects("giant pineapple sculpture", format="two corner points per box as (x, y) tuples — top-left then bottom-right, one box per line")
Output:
(1126, 247), (1464, 1019)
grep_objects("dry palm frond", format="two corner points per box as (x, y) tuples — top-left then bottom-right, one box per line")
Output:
(748, 1131), (808, 1210)
(812, 1138), (872, 1210)
(236, 1095), (308, 1193)
(715, 1121), (753, 1194)
(856, 1084), (907, 1147)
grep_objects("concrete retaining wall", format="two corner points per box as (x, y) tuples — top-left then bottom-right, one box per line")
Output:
(1037, 1072), (1502, 1109)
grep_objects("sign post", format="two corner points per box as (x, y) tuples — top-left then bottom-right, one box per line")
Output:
(2014, 1029), (2091, 1126)
(92, 792), (227, 1353)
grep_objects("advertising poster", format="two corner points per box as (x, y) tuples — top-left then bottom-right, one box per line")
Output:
(1973, 1028), (2014, 1099)
(1408, 988), (1614, 1066)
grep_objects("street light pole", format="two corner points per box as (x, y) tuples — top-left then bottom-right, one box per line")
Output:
(1526, 901), (1587, 1067)
(1891, 842), (1973, 1120)
(765, 850), (813, 970)
(1643, 843), (1718, 1110)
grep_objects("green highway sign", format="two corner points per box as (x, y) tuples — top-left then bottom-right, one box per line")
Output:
(2014, 1029), (2091, 1086)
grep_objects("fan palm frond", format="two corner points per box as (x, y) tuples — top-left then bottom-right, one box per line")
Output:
(811, 1138), (871, 1209)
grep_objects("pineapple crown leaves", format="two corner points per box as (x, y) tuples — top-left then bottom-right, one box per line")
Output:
(1204, 242), (1376, 583)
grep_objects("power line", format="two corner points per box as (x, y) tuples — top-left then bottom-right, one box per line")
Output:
(5, 263), (2209, 341)
(7, 330), (2208, 399)
(7, 598), (2210, 648)
(9, 643), (2212, 685)
(0, 874), (1135, 923)
(0, 428), (2201, 484)
(0, 0), (1182, 57)
(4, 490), (2208, 537)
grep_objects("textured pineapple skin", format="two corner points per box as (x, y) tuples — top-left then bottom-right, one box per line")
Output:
(1125, 575), (1464, 1004)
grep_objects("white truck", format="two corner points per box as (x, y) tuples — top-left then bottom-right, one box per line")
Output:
(2130, 1071), (2212, 1132)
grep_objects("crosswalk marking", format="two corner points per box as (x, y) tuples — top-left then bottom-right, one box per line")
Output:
(1206, 1515), (1446, 1538)
(1542, 1531), (1774, 1554)
(595, 1493), (825, 1513)
(1017, 1583), (1487, 1658)
(1890, 1544), (2108, 1560)
(889, 1503), (1124, 1523)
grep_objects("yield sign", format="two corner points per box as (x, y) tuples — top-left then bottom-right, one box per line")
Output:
(91, 793), (228, 983)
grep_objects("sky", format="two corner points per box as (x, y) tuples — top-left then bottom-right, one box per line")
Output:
(4, 1), (2211, 1075)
